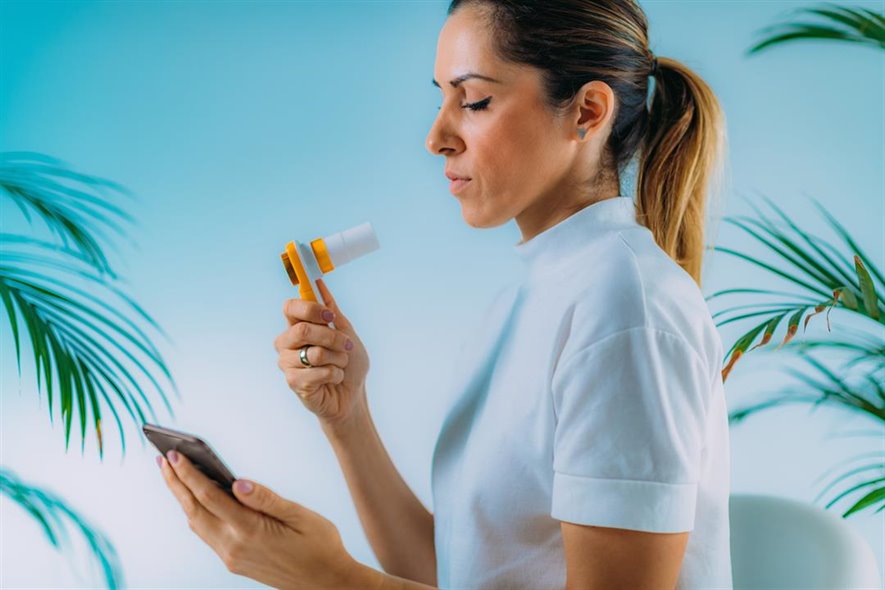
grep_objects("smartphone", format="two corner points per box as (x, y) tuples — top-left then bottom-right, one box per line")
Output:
(143, 423), (237, 497)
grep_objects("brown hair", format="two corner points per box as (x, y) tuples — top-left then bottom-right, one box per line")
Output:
(447, 0), (727, 286)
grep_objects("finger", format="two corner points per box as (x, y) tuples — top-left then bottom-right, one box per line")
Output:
(165, 450), (253, 531)
(283, 366), (345, 395)
(282, 296), (334, 328)
(232, 478), (311, 531)
(277, 347), (349, 371)
(159, 454), (226, 544)
(316, 279), (352, 331)
(277, 321), (351, 353)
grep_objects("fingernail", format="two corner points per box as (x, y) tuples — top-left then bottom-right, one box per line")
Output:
(167, 450), (179, 464)
(345, 339), (354, 351)
(156, 455), (164, 468)
(234, 480), (254, 494)
(322, 310), (335, 322)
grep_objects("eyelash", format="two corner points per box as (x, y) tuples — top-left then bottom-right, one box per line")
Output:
(437, 97), (492, 112)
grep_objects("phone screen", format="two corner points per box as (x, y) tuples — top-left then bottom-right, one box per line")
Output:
(143, 423), (237, 496)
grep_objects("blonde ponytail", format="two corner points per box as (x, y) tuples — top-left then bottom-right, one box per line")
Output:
(637, 57), (728, 287)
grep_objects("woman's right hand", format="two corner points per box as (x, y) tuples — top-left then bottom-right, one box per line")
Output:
(274, 278), (370, 430)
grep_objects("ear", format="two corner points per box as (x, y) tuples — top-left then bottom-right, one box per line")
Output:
(573, 80), (616, 141)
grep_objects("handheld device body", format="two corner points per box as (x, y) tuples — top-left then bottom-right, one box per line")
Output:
(280, 222), (380, 327)
(143, 423), (237, 497)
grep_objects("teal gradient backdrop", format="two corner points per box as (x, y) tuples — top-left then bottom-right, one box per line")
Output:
(1, 1), (882, 586)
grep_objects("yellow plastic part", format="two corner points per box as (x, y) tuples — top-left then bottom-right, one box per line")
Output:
(282, 241), (317, 302)
(310, 238), (335, 274)
(280, 237), (336, 301)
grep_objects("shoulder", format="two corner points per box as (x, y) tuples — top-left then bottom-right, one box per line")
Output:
(558, 226), (723, 375)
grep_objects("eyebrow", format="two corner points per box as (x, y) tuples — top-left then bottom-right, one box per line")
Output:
(432, 72), (503, 88)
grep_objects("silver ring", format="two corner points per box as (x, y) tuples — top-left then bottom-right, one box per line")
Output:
(299, 345), (313, 368)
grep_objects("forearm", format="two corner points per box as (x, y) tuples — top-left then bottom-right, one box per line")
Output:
(347, 560), (438, 590)
(321, 394), (436, 585)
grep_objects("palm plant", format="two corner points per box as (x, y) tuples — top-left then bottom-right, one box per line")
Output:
(747, 3), (884, 54)
(712, 196), (883, 382)
(709, 3), (885, 518)
(1, 467), (121, 585)
(1, 151), (179, 587)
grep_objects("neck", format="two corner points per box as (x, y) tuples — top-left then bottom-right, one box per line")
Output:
(515, 184), (622, 245)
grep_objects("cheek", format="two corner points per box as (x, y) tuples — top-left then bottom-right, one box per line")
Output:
(473, 116), (549, 196)
(456, 125), (534, 227)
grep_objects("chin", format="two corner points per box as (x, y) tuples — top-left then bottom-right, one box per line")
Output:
(460, 203), (509, 230)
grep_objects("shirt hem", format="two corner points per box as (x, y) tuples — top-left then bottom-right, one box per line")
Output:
(551, 471), (698, 533)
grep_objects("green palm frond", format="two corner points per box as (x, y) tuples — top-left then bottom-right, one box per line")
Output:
(788, 329), (885, 370)
(748, 3), (885, 55)
(0, 151), (136, 278)
(729, 350), (884, 516)
(0, 467), (124, 588)
(735, 0), (885, 522)
(2, 152), (181, 584)
(727, 351), (882, 423)
(1, 152), (179, 455)
(813, 448), (885, 517)
(708, 194), (883, 380)
(723, 345), (880, 425)
(1, 235), (179, 456)
(822, 460), (885, 517)
(786, 352), (883, 422)
(727, 347), (884, 426)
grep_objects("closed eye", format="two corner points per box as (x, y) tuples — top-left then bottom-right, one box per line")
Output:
(436, 97), (493, 112)
(463, 97), (492, 111)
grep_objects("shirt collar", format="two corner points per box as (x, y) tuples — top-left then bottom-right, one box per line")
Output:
(513, 195), (638, 278)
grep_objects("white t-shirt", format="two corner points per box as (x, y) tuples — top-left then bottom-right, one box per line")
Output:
(431, 195), (733, 589)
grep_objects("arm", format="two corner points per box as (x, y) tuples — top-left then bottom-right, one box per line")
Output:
(550, 328), (709, 589)
(341, 523), (687, 590)
(561, 522), (688, 590)
(346, 562), (438, 590)
(321, 393), (437, 586)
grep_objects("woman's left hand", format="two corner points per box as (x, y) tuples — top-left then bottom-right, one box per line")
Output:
(157, 450), (362, 589)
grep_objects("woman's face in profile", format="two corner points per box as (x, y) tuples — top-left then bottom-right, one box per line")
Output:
(426, 5), (578, 235)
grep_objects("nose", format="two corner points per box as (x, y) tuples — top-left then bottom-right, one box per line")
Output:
(425, 106), (465, 156)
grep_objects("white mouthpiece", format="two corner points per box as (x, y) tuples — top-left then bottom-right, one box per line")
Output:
(322, 222), (380, 267)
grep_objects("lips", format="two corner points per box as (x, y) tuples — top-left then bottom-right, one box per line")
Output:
(449, 177), (471, 195)
(445, 171), (471, 181)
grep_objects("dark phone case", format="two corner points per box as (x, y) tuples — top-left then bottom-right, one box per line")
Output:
(143, 423), (237, 497)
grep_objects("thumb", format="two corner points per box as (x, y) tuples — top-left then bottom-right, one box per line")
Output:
(316, 278), (353, 332)
(233, 479), (307, 529)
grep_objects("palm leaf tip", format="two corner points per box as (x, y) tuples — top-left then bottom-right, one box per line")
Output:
(854, 256), (881, 320)
(833, 286), (859, 311)
(748, 3), (885, 55)
(778, 308), (806, 349)
(0, 468), (124, 588)
(802, 303), (830, 333)
(721, 349), (742, 382)
(749, 313), (787, 352)
(843, 492), (884, 516)
(0, 151), (136, 277)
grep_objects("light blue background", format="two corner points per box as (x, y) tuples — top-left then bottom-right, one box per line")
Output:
(1, 0), (882, 586)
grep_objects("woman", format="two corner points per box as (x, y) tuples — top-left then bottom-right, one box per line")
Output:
(158, 1), (731, 588)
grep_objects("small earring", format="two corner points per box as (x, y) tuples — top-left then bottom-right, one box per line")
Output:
(577, 128), (587, 140)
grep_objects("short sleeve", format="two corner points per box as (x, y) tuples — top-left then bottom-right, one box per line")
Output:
(549, 326), (712, 533)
